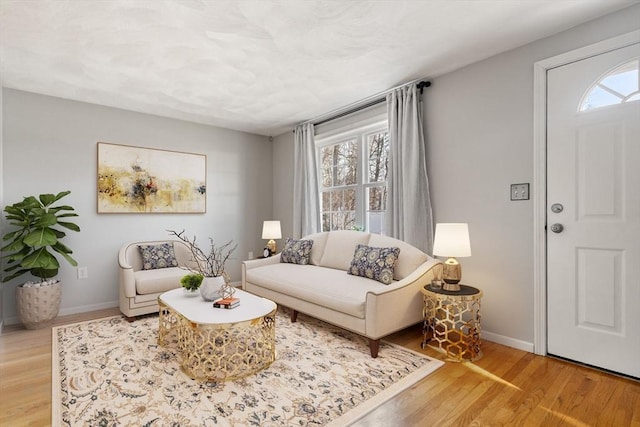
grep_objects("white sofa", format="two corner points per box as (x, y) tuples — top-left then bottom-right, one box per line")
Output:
(118, 240), (193, 319)
(242, 230), (442, 357)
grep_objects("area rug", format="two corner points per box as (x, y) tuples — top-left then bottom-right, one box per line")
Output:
(53, 310), (443, 426)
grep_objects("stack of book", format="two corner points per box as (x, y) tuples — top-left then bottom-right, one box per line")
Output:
(213, 297), (240, 309)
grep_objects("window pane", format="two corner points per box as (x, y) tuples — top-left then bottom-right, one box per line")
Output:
(322, 213), (330, 232)
(367, 132), (389, 183)
(367, 211), (385, 235)
(322, 140), (357, 188)
(321, 189), (357, 231)
(368, 186), (387, 211)
(580, 59), (640, 111)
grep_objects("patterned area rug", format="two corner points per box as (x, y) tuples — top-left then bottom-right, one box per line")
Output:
(53, 310), (443, 426)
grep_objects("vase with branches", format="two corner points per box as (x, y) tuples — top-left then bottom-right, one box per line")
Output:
(167, 229), (237, 300)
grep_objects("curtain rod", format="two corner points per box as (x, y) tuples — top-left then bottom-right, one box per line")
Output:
(297, 78), (431, 129)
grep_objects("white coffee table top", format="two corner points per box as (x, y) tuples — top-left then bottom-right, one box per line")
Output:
(159, 287), (276, 325)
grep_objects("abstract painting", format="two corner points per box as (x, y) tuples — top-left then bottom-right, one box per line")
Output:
(97, 142), (206, 213)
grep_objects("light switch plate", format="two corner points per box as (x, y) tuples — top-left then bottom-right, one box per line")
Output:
(511, 183), (530, 201)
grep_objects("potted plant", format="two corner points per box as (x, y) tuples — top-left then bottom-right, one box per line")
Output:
(1, 191), (80, 329)
(180, 273), (203, 296)
(168, 229), (237, 301)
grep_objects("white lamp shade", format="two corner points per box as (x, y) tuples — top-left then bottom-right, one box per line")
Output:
(432, 223), (471, 257)
(261, 221), (282, 239)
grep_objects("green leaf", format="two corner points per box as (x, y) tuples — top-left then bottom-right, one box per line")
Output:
(52, 241), (72, 254)
(58, 252), (78, 267)
(55, 212), (78, 218)
(39, 193), (57, 206)
(34, 212), (57, 228)
(21, 248), (59, 269)
(23, 228), (58, 248)
(58, 221), (80, 232)
(52, 191), (71, 203)
(31, 268), (58, 279)
(1, 268), (31, 282)
(50, 205), (75, 213)
(2, 230), (25, 243)
(0, 244), (29, 259)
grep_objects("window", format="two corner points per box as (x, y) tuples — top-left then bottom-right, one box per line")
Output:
(317, 122), (389, 234)
(580, 59), (640, 111)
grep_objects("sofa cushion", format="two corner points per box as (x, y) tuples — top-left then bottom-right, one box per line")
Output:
(134, 267), (184, 294)
(319, 230), (371, 271)
(246, 264), (384, 318)
(304, 232), (329, 266)
(368, 234), (429, 280)
(280, 238), (314, 265)
(348, 244), (400, 285)
(138, 243), (178, 270)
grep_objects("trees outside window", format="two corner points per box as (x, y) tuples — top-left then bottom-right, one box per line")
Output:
(318, 125), (389, 233)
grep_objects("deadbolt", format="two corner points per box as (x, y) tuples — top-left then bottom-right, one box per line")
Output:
(550, 223), (564, 233)
(551, 203), (564, 213)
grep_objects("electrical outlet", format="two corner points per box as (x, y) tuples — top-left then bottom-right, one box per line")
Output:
(248, 251), (254, 260)
(77, 267), (88, 279)
(511, 183), (530, 201)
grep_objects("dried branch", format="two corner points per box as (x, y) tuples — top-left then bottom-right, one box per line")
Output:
(167, 229), (237, 278)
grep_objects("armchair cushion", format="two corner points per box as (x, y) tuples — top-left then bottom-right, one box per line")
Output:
(138, 243), (179, 270)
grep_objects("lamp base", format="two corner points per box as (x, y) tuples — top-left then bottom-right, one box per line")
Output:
(442, 282), (461, 292)
(442, 257), (462, 291)
(266, 239), (277, 254)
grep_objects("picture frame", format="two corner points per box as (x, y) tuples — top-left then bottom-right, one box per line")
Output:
(97, 142), (206, 213)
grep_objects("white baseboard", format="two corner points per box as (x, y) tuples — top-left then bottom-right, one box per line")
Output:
(58, 300), (119, 317)
(482, 330), (534, 353)
(3, 300), (119, 327)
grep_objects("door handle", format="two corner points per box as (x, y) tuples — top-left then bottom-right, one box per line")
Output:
(550, 223), (564, 233)
(551, 203), (564, 213)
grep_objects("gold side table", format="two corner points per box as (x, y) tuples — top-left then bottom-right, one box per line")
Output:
(421, 284), (483, 362)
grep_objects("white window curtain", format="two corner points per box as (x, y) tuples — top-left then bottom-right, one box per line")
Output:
(293, 123), (320, 238)
(385, 84), (434, 254)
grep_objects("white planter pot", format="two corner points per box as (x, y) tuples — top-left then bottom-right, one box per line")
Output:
(200, 276), (225, 301)
(16, 281), (62, 329)
(183, 288), (199, 297)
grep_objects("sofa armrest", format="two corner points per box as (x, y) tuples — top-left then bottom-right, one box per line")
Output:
(241, 254), (281, 289)
(366, 258), (442, 296)
(118, 245), (138, 298)
(364, 259), (442, 339)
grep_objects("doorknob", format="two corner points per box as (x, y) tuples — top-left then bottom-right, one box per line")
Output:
(551, 203), (564, 213)
(550, 223), (564, 233)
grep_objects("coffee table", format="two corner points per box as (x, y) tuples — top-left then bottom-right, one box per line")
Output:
(158, 287), (277, 381)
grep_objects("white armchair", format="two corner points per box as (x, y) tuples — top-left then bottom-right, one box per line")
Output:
(118, 240), (193, 319)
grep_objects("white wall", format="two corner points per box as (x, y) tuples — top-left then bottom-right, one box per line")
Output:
(2, 89), (272, 323)
(273, 4), (640, 350)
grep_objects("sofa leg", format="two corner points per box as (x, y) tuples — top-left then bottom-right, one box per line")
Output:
(369, 339), (380, 358)
(291, 310), (298, 323)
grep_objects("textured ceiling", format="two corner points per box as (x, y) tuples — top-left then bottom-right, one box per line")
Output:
(0, 0), (636, 136)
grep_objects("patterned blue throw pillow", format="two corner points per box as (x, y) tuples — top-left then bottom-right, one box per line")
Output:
(138, 243), (179, 270)
(348, 244), (400, 285)
(280, 238), (314, 265)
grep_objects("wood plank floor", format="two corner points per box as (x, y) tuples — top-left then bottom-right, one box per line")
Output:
(1, 308), (638, 427)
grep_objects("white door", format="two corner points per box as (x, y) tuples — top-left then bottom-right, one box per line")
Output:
(547, 42), (640, 378)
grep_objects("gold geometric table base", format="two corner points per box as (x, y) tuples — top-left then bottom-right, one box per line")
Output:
(158, 301), (276, 381)
(421, 285), (482, 362)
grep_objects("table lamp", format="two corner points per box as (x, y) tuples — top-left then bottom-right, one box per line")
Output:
(262, 220), (282, 255)
(432, 223), (471, 291)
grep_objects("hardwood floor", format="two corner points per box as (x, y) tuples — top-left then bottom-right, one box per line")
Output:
(1, 308), (638, 427)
